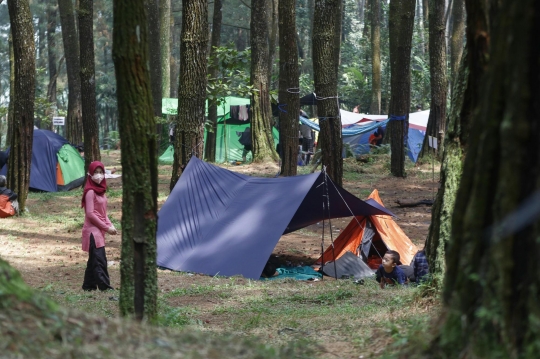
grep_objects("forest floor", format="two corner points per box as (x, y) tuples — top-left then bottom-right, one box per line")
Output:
(0, 150), (441, 359)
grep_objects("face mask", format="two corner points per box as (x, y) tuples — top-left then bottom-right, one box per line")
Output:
(90, 173), (104, 184)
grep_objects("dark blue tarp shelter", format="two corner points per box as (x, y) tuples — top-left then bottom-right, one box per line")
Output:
(157, 156), (394, 279)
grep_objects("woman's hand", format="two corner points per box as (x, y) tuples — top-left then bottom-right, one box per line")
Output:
(107, 226), (118, 235)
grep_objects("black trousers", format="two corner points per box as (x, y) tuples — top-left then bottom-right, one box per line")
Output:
(82, 234), (113, 291)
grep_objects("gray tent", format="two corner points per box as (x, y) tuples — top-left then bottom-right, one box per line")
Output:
(156, 156), (393, 279)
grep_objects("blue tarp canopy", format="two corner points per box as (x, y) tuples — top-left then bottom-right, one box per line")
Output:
(1, 129), (69, 192)
(157, 156), (394, 279)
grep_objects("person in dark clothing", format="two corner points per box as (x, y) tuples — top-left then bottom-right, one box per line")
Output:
(410, 250), (429, 283)
(238, 127), (252, 162)
(375, 250), (407, 288)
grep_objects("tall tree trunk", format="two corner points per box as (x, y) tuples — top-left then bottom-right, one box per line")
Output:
(113, 0), (158, 322)
(422, 0), (428, 52)
(278, 0), (299, 176)
(418, 0), (447, 161)
(369, 0), (381, 114)
(388, 0), (415, 177)
(449, 0), (465, 94)
(79, 0), (101, 171)
(250, 0), (279, 163)
(313, 0), (343, 186)
(58, 0), (83, 145)
(268, 0), (279, 86)
(169, 15), (179, 98)
(169, 0), (208, 191)
(416, 0), (425, 56)
(46, 0), (58, 131)
(424, 49), (469, 279)
(204, 0), (222, 163)
(7, 33), (14, 148)
(6, 0), (35, 213)
(160, 0), (171, 99)
(429, 0), (540, 357)
(146, 0), (162, 120)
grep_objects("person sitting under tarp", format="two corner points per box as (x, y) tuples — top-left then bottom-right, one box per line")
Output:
(369, 128), (385, 148)
(0, 175), (19, 218)
(410, 249), (429, 283)
(376, 250), (407, 288)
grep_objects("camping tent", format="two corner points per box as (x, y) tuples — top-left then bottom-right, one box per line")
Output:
(156, 156), (395, 279)
(317, 189), (418, 268)
(300, 110), (429, 162)
(0, 129), (85, 192)
(160, 97), (279, 163)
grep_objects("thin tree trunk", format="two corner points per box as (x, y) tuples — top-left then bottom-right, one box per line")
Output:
(449, 0), (465, 94)
(7, 33), (14, 148)
(429, 0), (540, 356)
(416, 0), (425, 56)
(313, 0), (343, 186)
(204, 0), (222, 163)
(46, 0), (58, 131)
(388, 0), (415, 177)
(250, 0), (279, 163)
(79, 0), (101, 171)
(6, 0), (35, 213)
(278, 0), (299, 176)
(58, 0), (83, 145)
(268, 0), (279, 86)
(422, 0), (428, 52)
(369, 0), (381, 114)
(160, 0), (171, 99)
(113, 0), (158, 322)
(418, 0), (447, 161)
(147, 0), (162, 120)
(170, 0), (208, 191)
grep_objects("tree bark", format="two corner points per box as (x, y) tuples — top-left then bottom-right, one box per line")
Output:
(6, 0), (35, 213)
(204, 0), (222, 163)
(449, 0), (465, 94)
(418, 0), (447, 161)
(388, 0), (415, 177)
(58, 0), (83, 145)
(7, 33), (14, 148)
(113, 0), (158, 322)
(146, 0), (162, 120)
(429, 0), (540, 356)
(250, 0), (279, 163)
(424, 49), (469, 279)
(46, 0), (58, 131)
(170, 0), (208, 191)
(267, 0), (279, 86)
(160, 0), (171, 99)
(313, 0), (343, 186)
(278, 0), (299, 176)
(369, 0), (381, 115)
(79, 0), (101, 171)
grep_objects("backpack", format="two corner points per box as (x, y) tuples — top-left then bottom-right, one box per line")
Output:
(0, 194), (16, 218)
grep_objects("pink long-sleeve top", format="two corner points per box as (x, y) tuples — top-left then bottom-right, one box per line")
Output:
(82, 190), (112, 252)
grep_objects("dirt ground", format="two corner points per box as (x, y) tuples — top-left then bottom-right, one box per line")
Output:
(0, 152), (438, 293)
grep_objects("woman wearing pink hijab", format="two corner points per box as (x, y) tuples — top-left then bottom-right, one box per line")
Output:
(81, 161), (117, 291)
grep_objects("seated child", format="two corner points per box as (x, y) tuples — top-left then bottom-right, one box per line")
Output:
(0, 175), (18, 218)
(375, 250), (407, 288)
(410, 249), (429, 283)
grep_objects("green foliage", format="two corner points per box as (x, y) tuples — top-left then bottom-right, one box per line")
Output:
(207, 44), (254, 100)
(105, 130), (120, 149)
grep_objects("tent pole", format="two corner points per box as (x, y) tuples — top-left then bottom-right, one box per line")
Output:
(322, 166), (339, 280)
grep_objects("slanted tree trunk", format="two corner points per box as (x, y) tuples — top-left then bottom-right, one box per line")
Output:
(58, 0), (82, 145)
(369, 0), (381, 114)
(428, 1), (540, 357)
(204, 0), (222, 163)
(278, 0), (299, 176)
(418, 0), (447, 161)
(313, 0), (343, 186)
(449, 0), (465, 93)
(113, 0), (158, 322)
(6, 0), (35, 213)
(250, 0), (279, 163)
(46, 0), (58, 131)
(388, 0), (415, 177)
(170, 0), (208, 191)
(79, 0), (101, 171)
(147, 0), (162, 121)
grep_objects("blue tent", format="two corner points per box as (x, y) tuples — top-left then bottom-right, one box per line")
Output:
(156, 156), (394, 279)
(1, 129), (84, 192)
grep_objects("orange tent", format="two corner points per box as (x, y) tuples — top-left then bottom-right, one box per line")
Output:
(317, 189), (418, 267)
